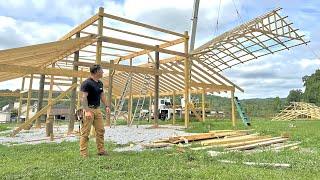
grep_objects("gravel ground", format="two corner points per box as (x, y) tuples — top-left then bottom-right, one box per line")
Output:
(0, 124), (192, 152)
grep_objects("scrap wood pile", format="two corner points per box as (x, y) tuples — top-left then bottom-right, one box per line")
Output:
(143, 130), (300, 152)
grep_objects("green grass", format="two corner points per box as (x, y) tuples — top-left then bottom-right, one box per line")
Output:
(0, 119), (320, 179)
(0, 124), (10, 132)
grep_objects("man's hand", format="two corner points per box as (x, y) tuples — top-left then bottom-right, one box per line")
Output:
(84, 109), (93, 119)
(105, 106), (110, 113)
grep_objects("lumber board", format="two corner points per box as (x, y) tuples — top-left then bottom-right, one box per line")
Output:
(200, 133), (261, 146)
(218, 160), (291, 168)
(227, 137), (288, 151)
(272, 142), (301, 150)
(142, 143), (173, 149)
(169, 131), (247, 144)
(216, 136), (280, 149)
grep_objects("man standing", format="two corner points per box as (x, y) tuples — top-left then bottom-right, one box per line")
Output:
(80, 64), (110, 157)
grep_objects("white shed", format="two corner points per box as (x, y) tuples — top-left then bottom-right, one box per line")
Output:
(0, 111), (11, 123)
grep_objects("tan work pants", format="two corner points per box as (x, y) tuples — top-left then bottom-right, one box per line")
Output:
(79, 108), (105, 156)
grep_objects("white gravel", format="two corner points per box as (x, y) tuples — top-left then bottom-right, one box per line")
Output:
(0, 124), (192, 152)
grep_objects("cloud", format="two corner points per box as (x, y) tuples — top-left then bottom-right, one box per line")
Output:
(296, 58), (320, 69)
(0, 16), (71, 49)
(0, 0), (97, 25)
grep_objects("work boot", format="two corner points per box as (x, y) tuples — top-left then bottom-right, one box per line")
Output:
(80, 154), (88, 158)
(97, 151), (108, 156)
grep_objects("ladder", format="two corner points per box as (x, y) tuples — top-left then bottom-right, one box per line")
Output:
(234, 97), (251, 126)
(130, 74), (152, 127)
(111, 73), (133, 127)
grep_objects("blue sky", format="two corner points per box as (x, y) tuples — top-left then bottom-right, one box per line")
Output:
(0, 0), (319, 99)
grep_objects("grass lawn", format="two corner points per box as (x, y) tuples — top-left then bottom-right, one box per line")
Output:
(0, 118), (319, 179)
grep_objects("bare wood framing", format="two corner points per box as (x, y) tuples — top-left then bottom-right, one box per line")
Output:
(103, 13), (185, 37)
(12, 83), (78, 136)
(100, 36), (187, 57)
(0, 64), (90, 78)
(114, 38), (185, 64)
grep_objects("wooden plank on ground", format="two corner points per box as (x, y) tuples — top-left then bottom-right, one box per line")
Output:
(142, 143), (173, 149)
(218, 160), (291, 168)
(200, 133), (261, 146)
(272, 142), (301, 151)
(217, 136), (280, 148)
(227, 137), (288, 151)
(169, 131), (247, 144)
(152, 138), (170, 143)
(191, 136), (275, 151)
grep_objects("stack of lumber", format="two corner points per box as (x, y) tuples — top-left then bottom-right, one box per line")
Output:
(143, 130), (299, 151)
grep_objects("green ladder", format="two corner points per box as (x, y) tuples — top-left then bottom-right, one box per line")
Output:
(234, 97), (251, 126)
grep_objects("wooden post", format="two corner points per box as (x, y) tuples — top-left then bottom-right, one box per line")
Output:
(154, 45), (160, 127)
(231, 90), (236, 127)
(77, 68), (84, 109)
(183, 31), (190, 128)
(92, 7), (103, 134)
(68, 32), (80, 133)
(149, 92), (152, 122)
(128, 58), (133, 125)
(173, 90), (176, 125)
(202, 89), (205, 122)
(106, 60), (114, 126)
(35, 74), (45, 128)
(46, 64), (55, 137)
(17, 77), (25, 122)
(96, 7), (104, 64)
(25, 74), (33, 122)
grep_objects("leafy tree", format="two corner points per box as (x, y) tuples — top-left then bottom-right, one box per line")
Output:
(273, 96), (282, 112)
(303, 69), (320, 105)
(286, 89), (303, 103)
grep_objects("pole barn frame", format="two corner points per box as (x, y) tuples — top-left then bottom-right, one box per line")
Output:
(0, 7), (307, 135)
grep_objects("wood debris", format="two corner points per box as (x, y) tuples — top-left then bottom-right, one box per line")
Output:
(145, 129), (300, 152)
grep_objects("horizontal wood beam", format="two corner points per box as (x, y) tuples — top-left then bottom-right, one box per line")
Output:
(21, 98), (70, 101)
(99, 36), (187, 57)
(44, 82), (74, 86)
(92, 24), (169, 42)
(114, 37), (185, 64)
(0, 64), (90, 78)
(190, 81), (235, 91)
(103, 13), (185, 37)
(0, 92), (20, 97)
(115, 87), (230, 98)
(74, 61), (183, 75)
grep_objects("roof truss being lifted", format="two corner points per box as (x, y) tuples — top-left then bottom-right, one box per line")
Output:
(191, 7), (308, 72)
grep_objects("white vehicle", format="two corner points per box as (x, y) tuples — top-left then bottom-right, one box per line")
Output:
(150, 97), (183, 120)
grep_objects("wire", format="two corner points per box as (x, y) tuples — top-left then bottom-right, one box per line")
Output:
(307, 44), (320, 60)
(232, 0), (244, 24)
(214, 0), (222, 36)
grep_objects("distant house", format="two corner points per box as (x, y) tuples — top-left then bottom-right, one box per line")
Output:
(0, 111), (10, 123)
(13, 101), (71, 121)
(50, 108), (70, 120)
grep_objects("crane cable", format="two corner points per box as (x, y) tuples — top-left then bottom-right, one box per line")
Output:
(214, 0), (222, 36)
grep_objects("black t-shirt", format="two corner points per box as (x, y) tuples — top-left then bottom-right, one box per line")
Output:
(80, 78), (104, 107)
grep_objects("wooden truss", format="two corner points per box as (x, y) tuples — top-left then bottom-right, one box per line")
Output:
(272, 102), (320, 121)
(191, 7), (308, 72)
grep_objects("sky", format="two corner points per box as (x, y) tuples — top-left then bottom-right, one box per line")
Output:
(0, 0), (319, 99)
